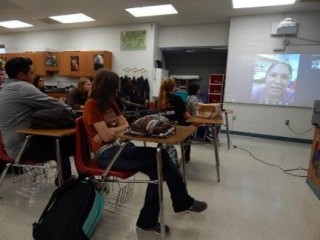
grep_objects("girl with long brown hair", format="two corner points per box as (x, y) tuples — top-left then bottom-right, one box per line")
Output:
(83, 69), (207, 235)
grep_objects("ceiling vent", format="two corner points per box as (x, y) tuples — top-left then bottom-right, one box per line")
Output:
(36, 18), (59, 24)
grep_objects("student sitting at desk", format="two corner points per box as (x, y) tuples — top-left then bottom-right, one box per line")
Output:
(33, 74), (46, 93)
(66, 77), (91, 110)
(0, 57), (74, 184)
(157, 77), (193, 163)
(186, 82), (215, 141)
(83, 69), (207, 235)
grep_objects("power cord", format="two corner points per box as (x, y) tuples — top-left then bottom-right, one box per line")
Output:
(287, 124), (313, 135)
(233, 145), (308, 177)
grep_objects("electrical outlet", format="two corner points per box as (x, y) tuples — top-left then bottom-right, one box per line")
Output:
(232, 115), (236, 120)
(285, 120), (289, 125)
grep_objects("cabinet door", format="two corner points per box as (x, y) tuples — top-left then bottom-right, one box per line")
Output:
(90, 51), (113, 73)
(102, 51), (112, 70)
(0, 52), (46, 76)
(28, 52), (46, 76)
(59, 52), (82, 77)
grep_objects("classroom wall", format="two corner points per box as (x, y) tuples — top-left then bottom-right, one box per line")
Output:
(158, 22), (230, 48)
(225, 12), (320, 140)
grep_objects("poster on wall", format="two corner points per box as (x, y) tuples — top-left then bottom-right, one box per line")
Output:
(71, 56), (79, 71)
(120, 30), (146, 50)
(94, 54), (104, 71)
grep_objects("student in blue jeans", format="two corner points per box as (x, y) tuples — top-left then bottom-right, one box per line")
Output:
(83, 69), (207, 235)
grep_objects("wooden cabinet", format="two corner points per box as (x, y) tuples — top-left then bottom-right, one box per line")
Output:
(208, 74), (225, 103)
(0, 52), (46, 76)
(59, 51), (112, 77)
(1, 50), (112, 78)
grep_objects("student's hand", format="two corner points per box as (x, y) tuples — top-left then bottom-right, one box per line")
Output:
(93, 134), (102, 144)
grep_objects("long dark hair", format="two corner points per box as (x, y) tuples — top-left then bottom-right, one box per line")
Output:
(188, 82), (200, 96)
(90, 69), (119, 113)
(33, 74), (45, 92)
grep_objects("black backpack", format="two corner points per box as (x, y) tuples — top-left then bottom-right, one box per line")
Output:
(33, 177), (105, 240)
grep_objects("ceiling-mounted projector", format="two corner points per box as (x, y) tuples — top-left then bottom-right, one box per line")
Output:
(278, 18), (297, 28)
(271, 18), (298, 36)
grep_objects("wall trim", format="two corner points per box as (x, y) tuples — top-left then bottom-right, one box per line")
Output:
(221, 130), (312, 144)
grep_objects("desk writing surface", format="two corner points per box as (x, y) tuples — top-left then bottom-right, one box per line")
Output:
(118, 125), (196, 144)
(17, 128), (76, 137)
(186, 116), (223, 125)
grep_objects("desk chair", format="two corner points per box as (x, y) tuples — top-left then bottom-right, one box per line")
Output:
(0, 131), (56, 195)
(75, 117), (158, 212)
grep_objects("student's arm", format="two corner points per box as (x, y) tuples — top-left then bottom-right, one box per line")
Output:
(20, 83), (68, 110)
(93, 115), (129, 142)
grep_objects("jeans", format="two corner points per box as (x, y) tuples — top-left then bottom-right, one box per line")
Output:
(96, 142), (194, 228)
(21, 135), (74, 180)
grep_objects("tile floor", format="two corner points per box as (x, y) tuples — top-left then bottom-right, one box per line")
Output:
(0, 133), (319, 240)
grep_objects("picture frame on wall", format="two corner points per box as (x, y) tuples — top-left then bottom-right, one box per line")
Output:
(71, 56), (79, 71)
(94, 54), (104, 71)
(45, 55), (57, 67)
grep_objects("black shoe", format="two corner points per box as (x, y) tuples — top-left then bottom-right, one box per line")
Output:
(137, 223), (170, 235)
(187, 200), (207, 213)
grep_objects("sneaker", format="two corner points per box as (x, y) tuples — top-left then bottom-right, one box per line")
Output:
(137, 223), (170, 235)
(187, 200), (207, 213)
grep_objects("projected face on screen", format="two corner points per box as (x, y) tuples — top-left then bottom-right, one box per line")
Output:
(264, 63), (292, 101)
(251, 54), (299, 104)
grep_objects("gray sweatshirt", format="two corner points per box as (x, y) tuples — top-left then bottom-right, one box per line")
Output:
(0, 78), (68, 158)
(186, 95), (202, 116)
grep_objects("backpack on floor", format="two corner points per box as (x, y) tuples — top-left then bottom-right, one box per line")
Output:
(32, 177), (105, 240)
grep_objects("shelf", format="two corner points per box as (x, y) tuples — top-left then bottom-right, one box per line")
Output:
(208, 74), (225, 103)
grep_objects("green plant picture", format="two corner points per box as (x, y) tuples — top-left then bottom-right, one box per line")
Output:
(120, 30), (146, 50)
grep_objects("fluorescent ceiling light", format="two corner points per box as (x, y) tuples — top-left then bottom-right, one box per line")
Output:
(232, 0), (296, 8)
(0, 20), (33, 29)
(125, 4), (178, 17)
(49, 13), (95, 23)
